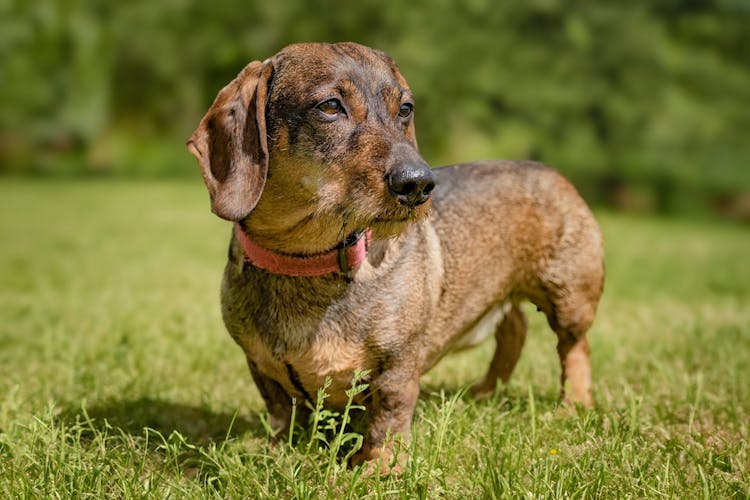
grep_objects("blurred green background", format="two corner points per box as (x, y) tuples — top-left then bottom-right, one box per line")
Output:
(1, 0), (749, 219)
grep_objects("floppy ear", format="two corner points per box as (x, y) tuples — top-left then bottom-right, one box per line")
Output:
(187, 60), (273, 221)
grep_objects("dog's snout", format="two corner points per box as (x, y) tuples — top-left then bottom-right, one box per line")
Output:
(387, 164), (436, 207)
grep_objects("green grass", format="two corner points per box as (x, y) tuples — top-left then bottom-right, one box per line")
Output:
(1, 179), (748, 498)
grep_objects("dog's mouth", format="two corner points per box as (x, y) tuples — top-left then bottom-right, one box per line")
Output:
(366, 199), (431, 237)
(334, 187), (433, 241)
(373, 216), (411, 223)
(373, 201), (430, 223)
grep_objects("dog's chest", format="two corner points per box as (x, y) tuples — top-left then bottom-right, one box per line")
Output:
(223, 270), (377, 409)
(235, 324), (375, 409)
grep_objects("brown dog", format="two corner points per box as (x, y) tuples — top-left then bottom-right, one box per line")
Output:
(187, 42), (604, 471)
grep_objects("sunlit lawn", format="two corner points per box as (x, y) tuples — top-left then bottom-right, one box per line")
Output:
(1, 179), (748, 497)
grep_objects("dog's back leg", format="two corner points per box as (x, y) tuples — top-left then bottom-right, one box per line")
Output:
(555, 327), (593, 407)
(540, 254), (603, 407)
(472, 303), (528, 398)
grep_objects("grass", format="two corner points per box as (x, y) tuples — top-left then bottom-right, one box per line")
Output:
(0, 178), (748, 498)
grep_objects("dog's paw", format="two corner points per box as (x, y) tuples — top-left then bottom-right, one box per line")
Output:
(470, 379), (504, 400)
(557, 393), (594, 417)
(350, 445), (405, 477)
(560, 382), (594, 410)
(358, 458), (404, 477)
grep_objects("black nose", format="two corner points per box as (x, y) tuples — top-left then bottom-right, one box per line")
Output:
(387, 163), (436, 207)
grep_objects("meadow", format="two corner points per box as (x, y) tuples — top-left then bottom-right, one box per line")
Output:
(1, 179), (748, 498)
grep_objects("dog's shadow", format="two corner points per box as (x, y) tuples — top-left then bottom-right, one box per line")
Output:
(58, 397), (267, 448)
(57, 388), (560, 459)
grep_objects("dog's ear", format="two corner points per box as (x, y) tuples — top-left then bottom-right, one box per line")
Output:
(187, 60), (274, 221)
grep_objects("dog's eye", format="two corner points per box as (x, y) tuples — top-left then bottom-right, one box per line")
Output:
(398, 103), (413, 118)
(317, 99), (342, 116)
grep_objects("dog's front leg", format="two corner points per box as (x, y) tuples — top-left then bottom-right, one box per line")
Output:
(246, 358), (307, 441)
(351, 367), (420, 474)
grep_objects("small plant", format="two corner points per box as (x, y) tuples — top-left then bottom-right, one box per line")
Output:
(280, 371), (371, 481)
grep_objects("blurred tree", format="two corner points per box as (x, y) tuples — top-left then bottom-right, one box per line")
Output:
(1, 0), (748, 216)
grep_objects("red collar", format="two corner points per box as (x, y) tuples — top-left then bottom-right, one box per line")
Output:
(234, 224), (372, 277)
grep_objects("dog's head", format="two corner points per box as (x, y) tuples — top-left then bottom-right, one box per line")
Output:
(188, 42), (435, 254)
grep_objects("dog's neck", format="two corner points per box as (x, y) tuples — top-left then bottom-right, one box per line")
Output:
(234, 223), (372, 277)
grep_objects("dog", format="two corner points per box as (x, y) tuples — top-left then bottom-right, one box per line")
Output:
(187, 42), (604, 472)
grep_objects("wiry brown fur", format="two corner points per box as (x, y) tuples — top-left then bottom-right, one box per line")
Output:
(188, 42), (604, 473)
